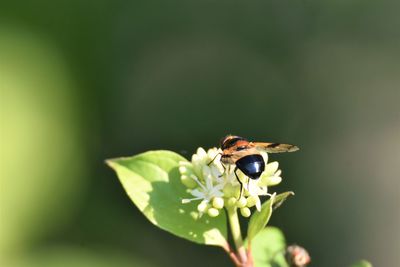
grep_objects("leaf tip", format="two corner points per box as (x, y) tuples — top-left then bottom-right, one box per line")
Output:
(104, 158), (118, 169)
(350, 260), (373, 267)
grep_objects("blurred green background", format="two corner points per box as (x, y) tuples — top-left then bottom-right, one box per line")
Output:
(1, 1), (399, 266)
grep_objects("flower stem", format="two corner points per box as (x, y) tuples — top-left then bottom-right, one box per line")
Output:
(227, 207), (248, 266)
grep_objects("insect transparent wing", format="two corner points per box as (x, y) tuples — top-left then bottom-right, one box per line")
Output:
(252, 142), (299, 153)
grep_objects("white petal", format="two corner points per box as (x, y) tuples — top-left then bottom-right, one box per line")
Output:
(204, 175), (213, 190)
(207, 148), (219, 159)
(267, 176), (282, 186)
(213, 191), (224, 198)
(260, 152), (269, 163)
(210, 165), (223, 178)
(190, 189), (205, 198)
(209, 188), (223, 197)
(226, 172), (236, 184)
(213, 183), (224, 191)
(255, 197), (261, 211)
(192, 154), (200, 163)
(196, 147), (207, 158)
(265, 161), (279, 176)
(247, 179), (257, 195)
(257, 186), (269, 196)
(215, 175), (224, 184)
(202, 166), (211, 177)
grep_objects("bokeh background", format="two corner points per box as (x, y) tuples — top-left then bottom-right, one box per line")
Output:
(1, 1), (399, 266)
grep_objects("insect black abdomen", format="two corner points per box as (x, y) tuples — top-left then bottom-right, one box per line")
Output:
(235, 154), (265, 180)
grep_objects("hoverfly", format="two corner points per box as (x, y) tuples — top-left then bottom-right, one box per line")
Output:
(209, 135), (299, 198)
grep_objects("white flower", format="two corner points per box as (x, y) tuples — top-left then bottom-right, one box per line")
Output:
(181, 173), (224, 204)
(180, 147), (283, 216)
(180, 148), (226, 215)
(258, 157), (283, 187)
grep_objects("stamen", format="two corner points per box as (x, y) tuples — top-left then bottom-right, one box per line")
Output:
(182, 197), (202, 204)
(189, 174), (206, 190)
(204, 174), (213, 190)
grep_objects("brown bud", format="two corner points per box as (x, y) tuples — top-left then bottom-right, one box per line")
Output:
(285, 244), (311, 267)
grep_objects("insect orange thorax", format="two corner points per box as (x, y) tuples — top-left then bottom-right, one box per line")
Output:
(220, 135), (248, 150)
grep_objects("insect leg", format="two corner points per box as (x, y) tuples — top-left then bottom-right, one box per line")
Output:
(234, 167), (243, 200)
(218, 162), (226, 177)
(207, 153), (227, 177)
(207, 153), (222, 166)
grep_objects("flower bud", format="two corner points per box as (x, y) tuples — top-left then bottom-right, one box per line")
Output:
(207, 208), (220, 217)
(246, 195), (259, 208)
(240, 207), (251, 217)
(197, 200), (208, 213)
(267, 175), (282, 186)
(236, 197), (247, 208)
(212, 197), (224, 209)
(181, 175), (197, 189)
(264, 161), (279, 176)
(179, 161), (192, 167)
(196, 147), (207, 158)
(227, 197), (237, 207)
(179, 166), (188, 174)
(222, 183), (237, 197)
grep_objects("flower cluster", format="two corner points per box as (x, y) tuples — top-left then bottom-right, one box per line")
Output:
(179, 147), (283, 218)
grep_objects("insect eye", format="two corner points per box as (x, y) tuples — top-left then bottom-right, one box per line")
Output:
(236, 146), (247, 151)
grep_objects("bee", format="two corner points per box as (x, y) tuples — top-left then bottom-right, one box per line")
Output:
(209, 135), (299, 198)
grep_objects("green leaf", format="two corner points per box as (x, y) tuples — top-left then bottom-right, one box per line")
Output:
(350, 260), (373, 267)
(247, 192), (294, 241)
(106, 150), (228, 247)
(248, 194), (274, 241)
(248, 227), (288, 267)
(271, 191), (294, 211)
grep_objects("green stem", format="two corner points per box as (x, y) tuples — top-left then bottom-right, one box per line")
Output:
(227, 207), (248, 265)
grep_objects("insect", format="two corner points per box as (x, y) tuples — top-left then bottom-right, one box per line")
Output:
(208, 135), (299, 198)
